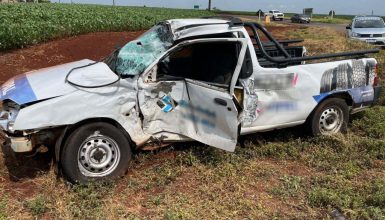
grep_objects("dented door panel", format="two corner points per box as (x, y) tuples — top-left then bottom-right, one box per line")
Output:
(137, 38), (248, 152)
(138, 78), (239, 151)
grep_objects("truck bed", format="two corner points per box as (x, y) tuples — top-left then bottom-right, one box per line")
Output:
(255, 45), (305, 68)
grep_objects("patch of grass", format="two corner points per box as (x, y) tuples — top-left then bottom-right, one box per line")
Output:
(0, 196), (8, 220)
(351, 107), (385, 139)
(311, 17), (350, 24)
(69, 182), (115, 219)
(24, 195), (47, 217)
(271, 175), (303, 198)
(308, 176), (385, 219)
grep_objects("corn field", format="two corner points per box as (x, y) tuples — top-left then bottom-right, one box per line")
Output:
(0, 4), (213, 51)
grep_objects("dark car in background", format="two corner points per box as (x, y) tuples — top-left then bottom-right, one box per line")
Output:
(291, 14), (311, 23)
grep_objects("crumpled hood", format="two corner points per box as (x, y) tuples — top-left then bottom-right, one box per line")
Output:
(0, 59), (119, 105)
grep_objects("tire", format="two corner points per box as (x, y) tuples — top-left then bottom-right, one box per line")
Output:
(320, 69), (334, 93)
(351, 60), (367, 88)
(61, 122), (132, 184)
(307, 98), (349, 136)
(335, 63), (350, 90)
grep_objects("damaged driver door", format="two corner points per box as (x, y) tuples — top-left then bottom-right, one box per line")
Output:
(138, 38), (248, 151)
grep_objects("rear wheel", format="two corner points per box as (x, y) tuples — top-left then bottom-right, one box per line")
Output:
(61, 122), (132, 183)
(307, 98), (349, 136)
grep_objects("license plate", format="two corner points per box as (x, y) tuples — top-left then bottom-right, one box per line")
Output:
(366, 39), (376, 43)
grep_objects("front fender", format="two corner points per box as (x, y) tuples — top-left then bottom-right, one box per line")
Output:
(13, 79), (151, 145)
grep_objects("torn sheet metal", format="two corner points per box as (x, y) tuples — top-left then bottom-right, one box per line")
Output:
(239, 78), (260, 127)
(13, 76), (150, 145)
(138, 78), (239, 152)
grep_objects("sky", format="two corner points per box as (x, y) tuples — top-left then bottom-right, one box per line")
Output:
(51, 0), (385, 16)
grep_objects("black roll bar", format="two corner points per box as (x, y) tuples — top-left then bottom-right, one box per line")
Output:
(248, 22), (291, 58)
(244, 22), (380, 64)
(262, 39), (304, 47)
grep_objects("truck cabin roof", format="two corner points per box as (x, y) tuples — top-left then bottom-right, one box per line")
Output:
(165, 18), (245, 40)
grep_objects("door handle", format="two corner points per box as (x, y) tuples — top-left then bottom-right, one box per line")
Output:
(214, 98), (227, 106)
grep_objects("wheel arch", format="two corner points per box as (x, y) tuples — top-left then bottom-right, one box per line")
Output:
(54, 117), (135, 168)
(324, 92), (353, 106)
(307, 92), (353, 122)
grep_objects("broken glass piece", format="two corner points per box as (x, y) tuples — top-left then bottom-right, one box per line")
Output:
(116, 23), (173, 76)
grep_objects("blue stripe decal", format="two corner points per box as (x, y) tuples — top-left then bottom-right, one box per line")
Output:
(0, 74), (37, 105)
(313, 87), (374, 105)
(313, 93), (330, 103)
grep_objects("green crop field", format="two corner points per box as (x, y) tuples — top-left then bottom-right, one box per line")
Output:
(0, 3), (213, 51)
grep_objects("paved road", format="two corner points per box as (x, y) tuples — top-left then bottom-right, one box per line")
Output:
(280, 19), (347, 33)
(231, 14), (348, 33)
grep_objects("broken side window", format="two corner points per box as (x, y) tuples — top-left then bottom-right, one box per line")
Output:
(157, 41), (241, 86)
(115, 23), (173, 76)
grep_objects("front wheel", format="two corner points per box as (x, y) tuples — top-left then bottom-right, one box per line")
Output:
(61, 122), (132, 183)
(307, 98), (349, 136)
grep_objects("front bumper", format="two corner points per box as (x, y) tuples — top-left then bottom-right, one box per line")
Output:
(11, 137), (33, 152)
(350, 37), (385, 45)
(2, 135), (34, 153)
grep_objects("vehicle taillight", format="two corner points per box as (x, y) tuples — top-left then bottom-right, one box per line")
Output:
(373, 63), (379, 87)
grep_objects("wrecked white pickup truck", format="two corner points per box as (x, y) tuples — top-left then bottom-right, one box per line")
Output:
(0, 17), (381, 183)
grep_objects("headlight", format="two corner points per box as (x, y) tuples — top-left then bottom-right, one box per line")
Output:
(0, 101), (20, 133)
(352, 32), (359, 37)
(7, 121), (15, 133)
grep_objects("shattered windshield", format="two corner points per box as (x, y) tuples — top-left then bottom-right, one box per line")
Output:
(115, 23), (173, 76)
(354, 19), (385, 28)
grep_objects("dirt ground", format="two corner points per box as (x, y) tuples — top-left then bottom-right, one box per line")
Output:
(0, 31), (143, 83)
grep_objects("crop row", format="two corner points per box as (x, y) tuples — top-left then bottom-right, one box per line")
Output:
(0, 3), (213, 51)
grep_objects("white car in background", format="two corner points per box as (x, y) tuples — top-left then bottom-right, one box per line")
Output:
(266, 10), (284, 21)
(346, 16), (385, 45)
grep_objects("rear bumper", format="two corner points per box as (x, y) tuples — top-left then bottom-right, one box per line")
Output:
(350, 85), (382, 114)
(373, 85), (382, 104)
